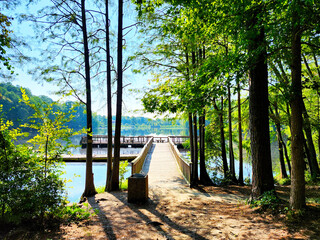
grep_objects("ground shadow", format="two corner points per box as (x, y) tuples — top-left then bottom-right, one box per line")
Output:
(112, 191), (210, 240)
(87, 196), (117, 240)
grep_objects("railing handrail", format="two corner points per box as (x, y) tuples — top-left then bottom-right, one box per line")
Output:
(168, 137), (191, 183)
(131, 137), (154, 175)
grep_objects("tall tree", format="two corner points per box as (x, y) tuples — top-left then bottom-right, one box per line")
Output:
(28, 0), (109, 197)
(237, 82), (244, 185)
(246, 3), (274, 198)
(227, 84), (236, 182)
(105, 0), (113, 192)
(81, 0), (97, 197)
(214, 97), (229, 178)
(111, 0), (124, 191)
(199, 110), (214, 185)
(289, 0), (305, 209)
(270, 102), (288, 179)
(302, 101), (320, 177)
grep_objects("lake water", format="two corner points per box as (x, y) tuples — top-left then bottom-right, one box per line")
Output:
(62, 148), (253, 203)
(180, 150), (252, 182)
(61, 162), (132, 203)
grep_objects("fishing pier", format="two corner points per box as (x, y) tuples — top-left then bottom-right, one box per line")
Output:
(79, 135), (189, 148)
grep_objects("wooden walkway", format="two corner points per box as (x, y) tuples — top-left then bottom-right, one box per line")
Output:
(141, 143), (244, 203)
(142, 143), (188, 189)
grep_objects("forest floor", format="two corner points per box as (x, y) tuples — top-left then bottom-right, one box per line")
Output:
(2, 185), (320, 240)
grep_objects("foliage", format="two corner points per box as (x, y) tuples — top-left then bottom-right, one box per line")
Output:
(306, 197), (320, 204)
(0, 115), (66, 224)
(119, 161), (129, 189)
(56, 202), (97, 223)
(305, 172), (320, 186)
(0, 89), (81, 225)
(120, 179), (128, 190)
(244, 177), (251, 186)
(96, 185), (106, 194)
(0, 12), (12, 73)
(210, 170), (233, 186)
(278, 177), (291, 186)
(248, 190), (282, 213)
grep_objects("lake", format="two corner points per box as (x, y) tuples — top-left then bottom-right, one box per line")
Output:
(61, 161), (132, 203)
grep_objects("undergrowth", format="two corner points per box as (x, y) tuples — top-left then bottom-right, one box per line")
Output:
(248, 190), (284, 213)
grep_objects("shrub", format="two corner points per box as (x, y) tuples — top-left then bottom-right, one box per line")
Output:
(249, 190), (282, 212)
(119, 161), (129, 189)
(0, 119), (66, 224)
(0, 93), (82, 225)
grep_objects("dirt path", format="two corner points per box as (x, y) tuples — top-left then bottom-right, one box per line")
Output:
(44, 144), (319, 239)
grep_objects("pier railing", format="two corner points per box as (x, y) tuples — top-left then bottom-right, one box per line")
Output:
(168, 137), (191, 183)
(80, 135), (152, 148)
(131, 137), (154, 175)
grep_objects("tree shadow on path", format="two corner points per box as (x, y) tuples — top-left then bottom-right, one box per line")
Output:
(112, 192), (210, 240)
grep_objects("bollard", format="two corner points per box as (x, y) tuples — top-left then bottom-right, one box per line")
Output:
(128, 173), (148, 203)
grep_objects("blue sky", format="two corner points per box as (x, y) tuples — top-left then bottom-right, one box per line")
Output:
(4, 0), (152, 117)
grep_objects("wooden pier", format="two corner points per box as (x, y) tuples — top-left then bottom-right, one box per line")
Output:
(61, 154), (138, 162)
(80, 135), (189, 149)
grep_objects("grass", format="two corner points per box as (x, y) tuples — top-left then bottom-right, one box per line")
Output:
(95, 179), (128, 194)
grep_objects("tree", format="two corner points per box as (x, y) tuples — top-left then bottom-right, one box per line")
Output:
(227, 84), (236, 183)
(237, 81), (244, 185)
(28, 0), (101, 197)
(81, 0), (97, 197)
(111, 0), (124, 191)
(289, 0), (305, 209)
(105, 0), (113, 192)
(246, 3), (274, 198)
(214, 97), (228, 178)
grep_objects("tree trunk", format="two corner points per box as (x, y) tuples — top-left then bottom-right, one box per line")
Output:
(290, 0), (305, 209)
(105, 0), (113, 192)
(111, 0), (123, 191)
(237, 82), (244, 185)
(199, 111), (214, 185)
(81, 0), (96, 197)
(247, 6), (274, 198)
(189, 112), (197, 187)
(228, 85), (236, 182)
(302, 100), (320, 177)
(193, 113), (199, 183)
(274, 103), (288, 179)
(279, 128), (292, 174)
(214, 97), (228, 178)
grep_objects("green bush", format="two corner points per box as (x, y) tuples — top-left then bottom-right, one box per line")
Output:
(56, 203), (96, 223)
(0, 94), (82, 225)
(278, 177), (291, 185)
(119, 161), (129, 189)
(249, 190), (282, 212)
(0, 125), (66, 224)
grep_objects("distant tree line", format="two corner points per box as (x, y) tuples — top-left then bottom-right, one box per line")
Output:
(0, 83), (186, 133)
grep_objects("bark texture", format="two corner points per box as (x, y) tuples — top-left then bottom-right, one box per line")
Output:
(247, 5), (274, 198)
(290, 0), (305, 209)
